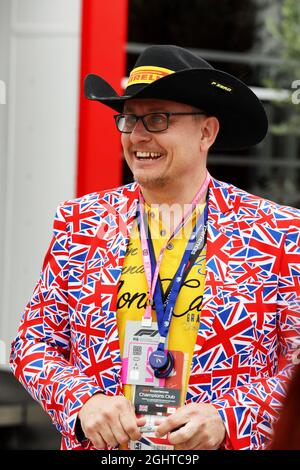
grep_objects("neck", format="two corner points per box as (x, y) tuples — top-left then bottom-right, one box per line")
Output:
(139, 172), (209, 230)
(139, 172), (209, 206)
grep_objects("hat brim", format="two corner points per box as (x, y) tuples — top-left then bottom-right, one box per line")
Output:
(84, 69), (268, 151)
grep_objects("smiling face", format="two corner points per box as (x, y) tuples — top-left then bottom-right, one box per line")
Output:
(121, 98), (219, 202)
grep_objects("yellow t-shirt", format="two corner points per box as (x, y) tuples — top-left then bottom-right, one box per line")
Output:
(116, 204), (206, 404)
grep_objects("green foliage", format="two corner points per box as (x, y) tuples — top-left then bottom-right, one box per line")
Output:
(280, 0), (300, 61)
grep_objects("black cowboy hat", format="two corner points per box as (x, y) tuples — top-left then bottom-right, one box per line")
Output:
(84, 44), (268, 151)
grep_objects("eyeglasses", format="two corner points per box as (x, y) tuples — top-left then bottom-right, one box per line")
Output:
(113, 112), (206, 133)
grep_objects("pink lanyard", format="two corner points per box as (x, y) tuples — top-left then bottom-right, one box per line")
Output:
(138, 170), (211, 326)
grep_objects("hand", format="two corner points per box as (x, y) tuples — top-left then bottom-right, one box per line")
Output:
(78, 394), (146, 449)
(155, 403), (226, 450)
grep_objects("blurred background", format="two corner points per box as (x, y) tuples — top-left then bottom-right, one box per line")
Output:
(0, 0), (299, 450)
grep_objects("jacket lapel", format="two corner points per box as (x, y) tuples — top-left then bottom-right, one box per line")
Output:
(188, 179), (236, 393)
(94, 184), (139, 389)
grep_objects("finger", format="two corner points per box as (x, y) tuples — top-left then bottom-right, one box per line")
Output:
(189, 439), (218, 450)
(90, 432), (106, 450)
(191, 433), (221, 451)
(80, 421), (103, 447)
(111, 414), (132, 447)
(176, 436), (201, 450)
(120, 412), (143, 442)
(136, 416), (147, 427)
(168, 421), (197, 446)
(155, 411), (187, 437)
(176, 428), (216, 450)
(98, 421), (119, 448)
(153, 415), (166, 426)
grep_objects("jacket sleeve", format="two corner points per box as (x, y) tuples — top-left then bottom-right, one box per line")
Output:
(10, 203), (103, 446)
(212, 219), (300, 450)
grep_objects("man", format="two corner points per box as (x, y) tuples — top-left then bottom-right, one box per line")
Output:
(10, 45), (300, 450)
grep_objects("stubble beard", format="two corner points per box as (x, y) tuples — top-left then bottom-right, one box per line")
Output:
(134, 173), (170, 190)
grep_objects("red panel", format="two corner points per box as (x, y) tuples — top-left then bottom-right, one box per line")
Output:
(76, 0), (128, 197)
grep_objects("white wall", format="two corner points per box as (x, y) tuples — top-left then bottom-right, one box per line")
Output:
(0, 0), (81, 367)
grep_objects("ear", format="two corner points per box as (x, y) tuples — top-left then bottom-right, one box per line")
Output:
(199, 116), (220, 152)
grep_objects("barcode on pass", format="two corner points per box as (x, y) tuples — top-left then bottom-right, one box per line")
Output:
(132, 345), (142, 355)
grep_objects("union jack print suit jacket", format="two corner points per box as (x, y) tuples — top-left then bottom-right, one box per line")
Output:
(10, 178), (300, 450)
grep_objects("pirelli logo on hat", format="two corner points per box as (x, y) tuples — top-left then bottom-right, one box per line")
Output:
(127, 66), (175, 86)
(211, 81), (232, 92)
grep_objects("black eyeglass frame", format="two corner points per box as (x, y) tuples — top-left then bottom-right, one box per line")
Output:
(113, 111), (206, 133)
